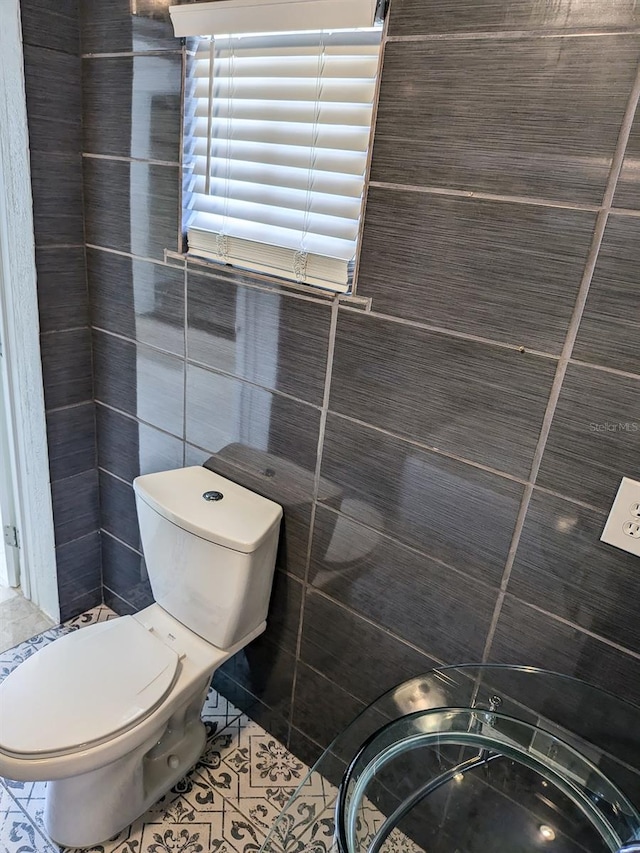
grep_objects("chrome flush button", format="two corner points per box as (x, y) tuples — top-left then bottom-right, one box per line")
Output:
(203, 491), (224, 502)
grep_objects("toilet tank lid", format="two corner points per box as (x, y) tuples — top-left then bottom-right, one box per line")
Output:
(134, 467), (283, 553)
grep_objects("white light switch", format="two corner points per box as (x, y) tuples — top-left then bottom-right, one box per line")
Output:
(600, 477), (640, 558)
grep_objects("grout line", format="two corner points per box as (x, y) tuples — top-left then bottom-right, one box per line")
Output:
(95, 400), (184, 443)
(185, 356), (322, 411)
(531, 485), (607, 516)
(506, 594), (640, 661)
(611, 205), (640, 217)
(314, 502), (502, 593)
(40, 325), (90, 336)
(92, 324), (184, 360)
(35, 243), (86, 250)
(82, 152), (180, 168)
(289, 299), (339, 723)
(45, 399), (93, 414)
(81, 50), (183, 58)
(301, 661), (368, 708)
(568, 358), (640, 382)
(287, 723), (326, 755)
(98, 467), (132, 488)
(339, 303), (562, 359)
(480, 59), (640, 665)
(368, 180), (603, 212)
(327, 410), (530, 486)
(310, 587), (447, 666)
(101, 528), (143, 557)
(103, 585), (139, 610)
(87, 243), (175, 267)
(386, 29), (640, 42)
(600, 60), (640, 210)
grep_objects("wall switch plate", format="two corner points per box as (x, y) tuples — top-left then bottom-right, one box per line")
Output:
(601, 477), (640, 558)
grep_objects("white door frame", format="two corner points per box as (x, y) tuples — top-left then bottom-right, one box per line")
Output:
(0, 0), (60, 621)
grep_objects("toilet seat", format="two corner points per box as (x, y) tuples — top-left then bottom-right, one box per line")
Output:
(0, 617), (180, 758)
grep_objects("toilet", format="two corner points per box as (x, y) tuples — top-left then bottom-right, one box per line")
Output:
(0, 466), (282, 848)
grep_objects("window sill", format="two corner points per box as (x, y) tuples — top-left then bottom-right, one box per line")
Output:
(164, 249), (372, 310)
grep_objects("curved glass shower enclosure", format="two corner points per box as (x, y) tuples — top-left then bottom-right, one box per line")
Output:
(261, 666), (640, 853)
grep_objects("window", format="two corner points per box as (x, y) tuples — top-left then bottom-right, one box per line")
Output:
(176, 4), (382, 293)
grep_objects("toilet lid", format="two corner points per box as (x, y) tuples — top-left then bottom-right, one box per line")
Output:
(0, 617), (179, 756)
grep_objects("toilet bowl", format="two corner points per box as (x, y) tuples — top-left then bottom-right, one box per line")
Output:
(0, 467), (282, 848)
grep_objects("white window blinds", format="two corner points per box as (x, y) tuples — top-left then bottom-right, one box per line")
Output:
(183, 28), (382, 293)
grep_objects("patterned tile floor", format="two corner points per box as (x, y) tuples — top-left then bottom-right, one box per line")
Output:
(0, 608), (421, 853)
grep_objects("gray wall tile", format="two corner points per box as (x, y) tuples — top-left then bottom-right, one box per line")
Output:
(88, 249), (184, 356)
(509, 491), (640, 654)
(614, 109), (640, 209)
(36, 248), (88, 333)
(573, 215), (640, 374)
(309, 506), (498, 661)
(21, 0), (79, 54)
(31, 152), (84, 246)
(300, 591), (439, 704)
(103, 587), (138, 616)
(265, 571), (303, 653)
(387, 0), (640, 36)
(80, 0), (179, 55)
(40, 329), (93, 410)
(23, 46), (81, 154)
(83, 157), (180, 259)
(96, 404), (183, 484)
(99, 470), (140, 550)
(188, 271), (331, 406)
(490, 597), (640, 707)
(358, 188), (596, 352)
(320, 415), (523, 584)
(210, 669), (292, 743)
(291, 663), (365, 749)
(371, 36), (640, 204)
(47, 403), (96, 481)
(330, 311), (556, 477)
(56, 531), (102, 621)
(50, 470), (99, 546)
(93, 331), (185, 437)
(537, 364), (640, 509)
(186, 364), (320, 475)
(101, 532), (153, 612)
(219, 639), (296, 718)
(82, 54), (182, 161)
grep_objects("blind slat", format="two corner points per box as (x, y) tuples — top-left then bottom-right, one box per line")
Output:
(189, 155), (365, 197)
(192, 99), (374, 126)
(192, 77), (378, 103)
(189, 135), (369, 176)
(190, 116), (373, 151)
(194, 55), (380, 78)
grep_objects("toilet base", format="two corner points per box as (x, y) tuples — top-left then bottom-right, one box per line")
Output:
(44, 678), (210, 848)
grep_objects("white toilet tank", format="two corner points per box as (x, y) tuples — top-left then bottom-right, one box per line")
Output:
(133, 467), (282, 649)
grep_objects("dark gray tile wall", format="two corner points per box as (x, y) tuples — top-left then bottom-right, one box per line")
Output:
(21, 0), (100, 621)
(74, 0), (640, 769)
